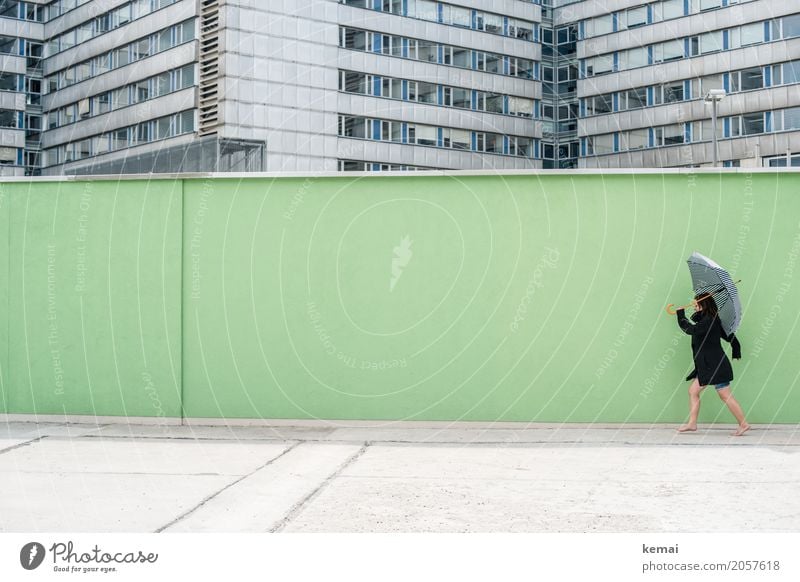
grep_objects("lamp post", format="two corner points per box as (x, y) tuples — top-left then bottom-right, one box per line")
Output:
(704, 89), (726, 167)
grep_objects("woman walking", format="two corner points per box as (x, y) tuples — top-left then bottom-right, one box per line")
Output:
(676, 294), (750, 436)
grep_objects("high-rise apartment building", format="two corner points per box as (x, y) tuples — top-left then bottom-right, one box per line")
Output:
(0, 0), (797, 176)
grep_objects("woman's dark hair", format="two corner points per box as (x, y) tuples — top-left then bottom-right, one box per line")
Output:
(695, 294), (719, 319)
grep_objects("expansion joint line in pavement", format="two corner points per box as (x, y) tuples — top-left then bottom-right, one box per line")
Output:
(0, 435), (47, 456)
(268, 441), (371, 533)
(153, 440), (304, 533)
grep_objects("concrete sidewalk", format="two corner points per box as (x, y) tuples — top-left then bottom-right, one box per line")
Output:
(1, 421), (798, 533)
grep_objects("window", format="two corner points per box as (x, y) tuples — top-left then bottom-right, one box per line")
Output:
(339, 115), (368, 138)
(114, 47), (130, 67)
(133, 38), (151, 60)
(782, 14), (800, 39)
(728, 113), (764, 137)
(0, 146), (16, 165)
(450, 87), (470, 109)
(620, 47), (648, 70)
(158, 28), (172, 51)
(478, 12), (503, 35)
(381, 0), (402, 15)
(114, 4), (132, 27)
(451, 47), (470, 68)
(654, 0), (684, 21)
(741, 113), (763, 135)
(177, 110), (194, 134)
(478, 133), (502, 153)
(93, 135), (110, 155)
(154, 71), (170, 95)
(585, 14), (613, 37)
(379, 120), (401, 142)
(693, 118), (722, 141)
(784, 60), (800, 84)
(692, 31), (723, 55)
(731, 67), (763, 92)
(623, 129), (649, 150)
(0, 71), (15, 92)
(0, 1), (18, 19)
(508, 57), (531, 79)
(340, 70), (367, 94)
(653, 39), (684, 62)
(730, 22), (763, 48)
(95, 92), (111, 114)
(509, 19), (534, 41)
(417, 82), (437, 104)
(176, 64), (194, 89)
(696, 0), (723, 10)
(177, 19), (195, 43)
(626, 7), (648, 28)
(76, 139), (91, 160)
(585, 54), (613, 76)
(442, 128), (470, 150)
(509, 137), (533, 157)
(112, 128), (128, 149)
(623, 88), (647, 110)
(111, 87), (128, 108)
(557, 26), (576, 45)
(93, 53), (110, 75)
(156, 117), (172, 139)
(0, 35), (16, 54)
(509, 97), (534, 118)
(655, 82), (684, 104)
(0, 109), (16, 128)
(587, 134), (614, 155)
(700, 73), (724, 93)
(381, 77), (402, 99)
(408, 0), (437, 21)
(135, 79), (149, 102)
(477, 52), (503, 74)
(417, 41), (437, 63)
(777, 107), (800, 130)
(586, 93), (613, 115)
(655, 124), (684, 145)
(410, 124), (437, 146)
(61, 105), (75, 125)
(380, 34), (401, 57)
(444, 5), (470, 28)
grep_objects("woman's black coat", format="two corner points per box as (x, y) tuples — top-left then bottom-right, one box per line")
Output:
(676, 308), (741, 386)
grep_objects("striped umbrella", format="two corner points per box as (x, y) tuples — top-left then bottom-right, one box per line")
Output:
(687, 251), (742, 336)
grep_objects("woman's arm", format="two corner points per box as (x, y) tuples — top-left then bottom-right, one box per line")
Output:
(676, 308), (711, 336)
(723, 333), (742, 359)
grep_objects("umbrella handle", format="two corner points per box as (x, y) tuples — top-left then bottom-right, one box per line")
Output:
(665, 292), (714, 315)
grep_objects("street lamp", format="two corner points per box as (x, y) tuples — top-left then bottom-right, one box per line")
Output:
(704, 89), (726, 167)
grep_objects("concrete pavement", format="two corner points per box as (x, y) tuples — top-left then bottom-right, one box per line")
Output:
(1, 421), (798, 533)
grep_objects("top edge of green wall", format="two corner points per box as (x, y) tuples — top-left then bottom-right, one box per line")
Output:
(1, 169), (800, 184)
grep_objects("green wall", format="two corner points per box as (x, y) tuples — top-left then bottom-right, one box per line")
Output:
(3, 179), (182, 418)
(2, 173), (799, 423)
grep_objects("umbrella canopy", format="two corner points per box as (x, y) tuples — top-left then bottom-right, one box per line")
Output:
(686, 252), (742, 336)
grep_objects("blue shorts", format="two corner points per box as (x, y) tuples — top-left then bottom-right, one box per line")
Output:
(713, 382), (730, 390)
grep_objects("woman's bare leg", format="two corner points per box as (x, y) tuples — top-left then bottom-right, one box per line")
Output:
(716, 387), (750, 436)
(678, 379), (704, 432)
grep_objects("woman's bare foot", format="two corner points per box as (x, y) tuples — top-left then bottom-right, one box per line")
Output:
(732, 424), (751, 437)
(677, 424), (697, 433)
